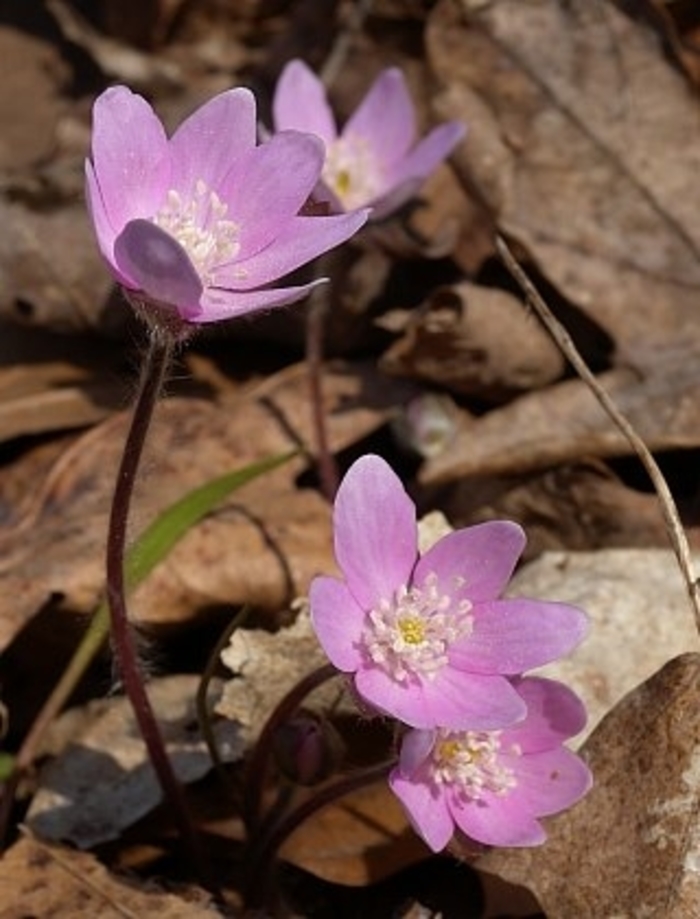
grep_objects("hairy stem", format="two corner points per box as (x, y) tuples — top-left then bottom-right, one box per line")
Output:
(106, 330), (213, 891)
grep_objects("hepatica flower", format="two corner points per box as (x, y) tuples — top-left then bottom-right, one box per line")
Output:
(389, 677), (592, 850)
(272, 60), (466, 219)
(85, 86), (368, 325)
(309, 455), (587, 730)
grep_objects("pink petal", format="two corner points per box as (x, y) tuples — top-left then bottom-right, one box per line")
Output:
(449, 599), (588, 674)
(113, 219), (203, 319)
(85, 161), (131, 285)
(308, 575), (366, 672)
(354, 666), (525, 730)
(333, 455), (417, 610)
(221, 210), (368, 289)
(344, 69), (416, 166)
(169, 88), (257, 197)
(414, 521), (526, 603)
(389, 768), (454, 852)
(388, 121), (466, 188)
(502, 678), (588, 753)
(219, 131), (326, 260)
(197, 278), (326, 323)
(450, 789), (546, 848)
(90, 86), (170, 232)
(272, 59), (338, 143)
(504, 747), (592, 817)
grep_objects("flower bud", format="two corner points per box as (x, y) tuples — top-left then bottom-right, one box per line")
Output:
(272, 712), (345, 787)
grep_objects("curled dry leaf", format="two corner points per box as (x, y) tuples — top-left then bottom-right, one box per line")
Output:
(428, 0), (700, 351)
(478, 653), (700, 918)
(421, 340), (700, 486)
(380, 281), (565, 402)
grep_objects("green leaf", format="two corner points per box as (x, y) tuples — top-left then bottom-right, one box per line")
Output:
(0, 753), (15, 782)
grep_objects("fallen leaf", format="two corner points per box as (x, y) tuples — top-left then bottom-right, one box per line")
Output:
(0, 834), (219, 918)
(380, 281), (565, 402)
(428, 0), (700, 351)
(421, 340), (700, 486)
(478, 653), (700, 918)
(27, 675), (243, 847)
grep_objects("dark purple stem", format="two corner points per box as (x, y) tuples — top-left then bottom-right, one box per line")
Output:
(243, 663), (338, 836)
(106, 330), (214, 892)
(244, 760), (393, 909)
(305, 275), (339, 501)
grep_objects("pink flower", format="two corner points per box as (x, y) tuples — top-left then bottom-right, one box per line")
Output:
(389, 677), (592, 851)
(309, 455), (587, 730)
(272, 60), (466, 219)
(85, 86), (368, 325)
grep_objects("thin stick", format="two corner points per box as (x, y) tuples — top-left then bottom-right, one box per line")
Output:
(105, 330), (214, 891)
(496, 234), (700, 636)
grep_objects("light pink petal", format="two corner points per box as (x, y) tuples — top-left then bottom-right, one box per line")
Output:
(169, 88), (257, 196)
(344, 69), (416, 166)
(414, 521), (526, 603)
(450, 789), (546, 848)
(272, 59), (337, 143)
(354, 666), (525, 730)
(388, 121), (466, 188)
(219, 131), (326, 260)
(333, 454), (417, 610)
(85, 161), (132, 285)
(449, 599), (588, 674)
(222, 209), (368, 288)
(389, 768), (454, 852)
(114, 219), (203, 319)
(308, 575), (366, 671)
(502, 678), (588, 753)
(504, 747), (592, 817)
(90, 86), (170, 232)
(197, 278), (325, 323)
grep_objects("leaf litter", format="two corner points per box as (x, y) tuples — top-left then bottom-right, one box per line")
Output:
(1, 0), (700, 914)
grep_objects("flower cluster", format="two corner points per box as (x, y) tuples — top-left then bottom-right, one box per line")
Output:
(309, 455), (592, 851)
(273, 60), (466, 219)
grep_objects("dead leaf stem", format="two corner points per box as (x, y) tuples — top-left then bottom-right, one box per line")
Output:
(496, 234), (700, 638)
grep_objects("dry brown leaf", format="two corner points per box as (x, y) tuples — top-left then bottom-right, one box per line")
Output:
(0, 26), (69, 171)
(380, 281), (565, 401)
(0, 834), (219, 918)
(27, 675), (242, 847)
(428, 0), (700, 350)
(478, 654), (700, 918)
(452, 461), (676, 557)
(421, 340), (700, 486)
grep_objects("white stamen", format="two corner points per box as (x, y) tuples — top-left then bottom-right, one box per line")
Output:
(363, 572), (472, 682)
(153, 179), (240, 282)
(432, 730), (518, 800)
